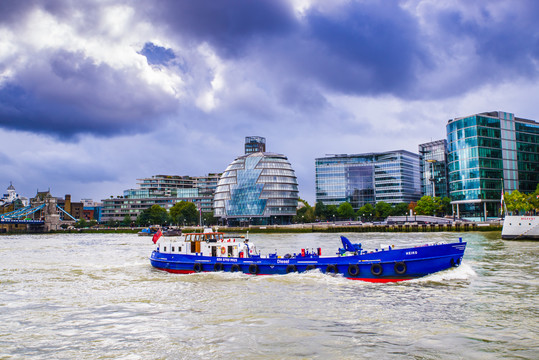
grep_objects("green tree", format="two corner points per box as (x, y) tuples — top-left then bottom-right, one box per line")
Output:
(357, 203), (374, 221)
(75, 218), (88, 228)
(107, 219), (119, 227)
(136, 204), (170, 226)
(314, 201), (327, 220)
(391, 203), (409, 216)
(441, 197), (452, 216)
(375, 201), (392, 219)
(294, 200), (315, 223)
(504, 190), (532, 214)
(337, 202), (356, 220)
(120, 214), (132, 227)
(202, 211), (217, 226)
(529, 184), (539, 212)
(327, 205), (338, 221)
(415, 196), (443, 216)
(169, 201), (198, 225)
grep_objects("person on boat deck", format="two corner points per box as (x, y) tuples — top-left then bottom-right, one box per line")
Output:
(242, 239), (250, 258)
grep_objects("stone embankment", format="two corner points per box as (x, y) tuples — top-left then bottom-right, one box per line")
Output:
(216, 222), (502, 234)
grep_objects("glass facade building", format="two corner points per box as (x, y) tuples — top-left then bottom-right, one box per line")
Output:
(213, 152), (299, 225)
(447, 111), (539, 219)
(419, 140), (449, 198)
(315, 151), (421, 210)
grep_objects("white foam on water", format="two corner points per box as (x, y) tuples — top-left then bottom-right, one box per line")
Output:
(411, 262), (476, 283)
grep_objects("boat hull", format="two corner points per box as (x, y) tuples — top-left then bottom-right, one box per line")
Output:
(501, 216), (539, 240)
(150, 242), (466, 282)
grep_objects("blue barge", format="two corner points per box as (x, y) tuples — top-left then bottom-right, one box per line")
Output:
(149, 231), (466, 283)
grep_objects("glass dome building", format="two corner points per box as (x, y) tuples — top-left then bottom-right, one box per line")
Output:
(213, 152), (299, 226)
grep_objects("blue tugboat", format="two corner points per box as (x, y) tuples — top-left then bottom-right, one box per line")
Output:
(149, 231), (466, 282)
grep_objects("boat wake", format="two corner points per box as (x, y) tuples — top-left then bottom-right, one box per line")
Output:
(411, 262), (476, 284)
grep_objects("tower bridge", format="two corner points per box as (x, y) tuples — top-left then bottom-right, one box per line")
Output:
(0, 191), (78, 232)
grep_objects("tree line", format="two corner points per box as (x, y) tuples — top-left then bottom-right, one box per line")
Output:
(293, 196), (453, 223)
(504, 184), (539, 215)
(75, 185), (539, 228)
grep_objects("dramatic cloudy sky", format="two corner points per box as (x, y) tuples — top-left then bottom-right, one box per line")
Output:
(1, 0), (538, 204)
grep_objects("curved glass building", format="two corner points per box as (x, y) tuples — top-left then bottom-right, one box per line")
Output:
(213, 152), (299, 225)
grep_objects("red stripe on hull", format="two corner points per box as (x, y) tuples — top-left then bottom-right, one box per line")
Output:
(156, 268), (195, 274)
(347, 277), (412, 283)
(154, 266), (413, 282)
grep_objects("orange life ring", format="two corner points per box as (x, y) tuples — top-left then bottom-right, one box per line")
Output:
(220, 247), (226, 255)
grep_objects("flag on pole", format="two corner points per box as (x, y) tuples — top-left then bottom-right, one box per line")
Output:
(500, 189), (504, 215)
(152, 229), (162, 244)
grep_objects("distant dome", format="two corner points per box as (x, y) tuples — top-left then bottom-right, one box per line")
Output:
(213, 152), (299, 225)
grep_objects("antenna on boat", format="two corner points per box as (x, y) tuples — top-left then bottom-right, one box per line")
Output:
(246, 231), (249, 241)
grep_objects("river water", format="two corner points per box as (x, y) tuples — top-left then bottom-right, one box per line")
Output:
(0, 232), (537, 359)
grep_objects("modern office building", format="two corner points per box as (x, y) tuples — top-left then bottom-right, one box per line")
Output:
(447, 111), (539, 219)
(213, 152), (299, 226)
(315, 150), (421, 210)
(419, 140), (449, 198)
(101, 174), (221, 223)
(244, 136), (266, 154)
(81, 199), (103, 222)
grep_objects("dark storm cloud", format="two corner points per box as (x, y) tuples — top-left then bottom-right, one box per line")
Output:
(433, 2), (539, 77)
(0, 49), (177, 138)
(148, 0), (297, 58)
(299, 1), (428, 96)
(1, 0), (538, 141)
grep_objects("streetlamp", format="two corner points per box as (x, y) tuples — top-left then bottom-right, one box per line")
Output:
(302, 215), (304, 224)
(426, 159), (437, 198)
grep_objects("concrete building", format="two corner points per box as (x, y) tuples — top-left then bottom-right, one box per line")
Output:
(447, 111), (539, 220)
(315, 150), (421, 210)
(101, 174), (221, 223)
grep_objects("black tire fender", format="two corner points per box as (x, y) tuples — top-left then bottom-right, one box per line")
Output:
(230, 264), (241, 272)
(286, 264), (297, 273)
(370, 263), (383, 276)
(326, 264), (337, 274)
(394, 261), (407, 275)
(348, 264), (360, 276)
(248, 264), (259, 274)
(193, 263), (202, 273)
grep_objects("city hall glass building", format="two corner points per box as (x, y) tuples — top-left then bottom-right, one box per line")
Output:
(447, 111), (539, 219)
(213, 152), (299, 225)
(315, 150), (421, 210)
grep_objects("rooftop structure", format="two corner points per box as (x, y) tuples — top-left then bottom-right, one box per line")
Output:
(245, 136), (266, 154)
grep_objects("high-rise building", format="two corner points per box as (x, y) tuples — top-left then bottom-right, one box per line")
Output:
(244, 136), (266, 154)
(213, 152), (299, 226)
(101, 174), (221, 222)
(315, 150), (421, 210)
(447, 111), (539, 219)
(419, 140), (449, 199)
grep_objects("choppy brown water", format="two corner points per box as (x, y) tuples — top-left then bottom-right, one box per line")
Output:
(1, 232), (537, 359)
